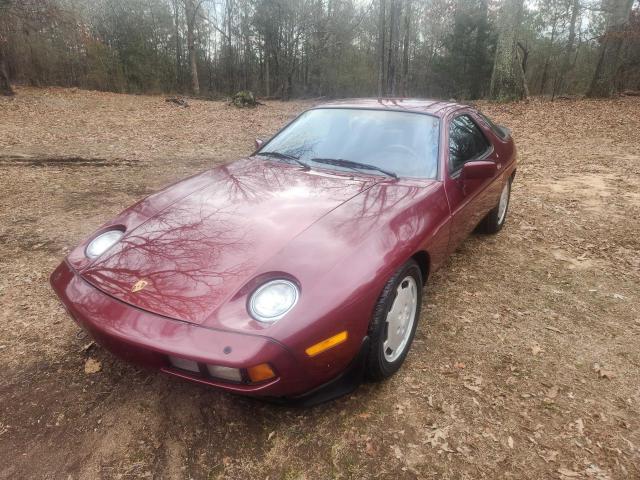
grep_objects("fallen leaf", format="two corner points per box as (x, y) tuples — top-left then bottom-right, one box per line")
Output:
(425, 426), (450, 448)
(545, 326), (564, 334)
(546, 385), (559, 399)
(456, 444), (472, 457)
(508, 436), (514, 449)
(531, 344), (543, 355)
(464, 383), (481, 393)
(539, 449), (559, 463)
(365, 441), (377, 457)
(392, 444), (403, 459)
(78, 341), (95, 353)
(482, 430), (498, 442)
(592, 363), (615, 379)
(463, 375), (482, 393)
(454, 362), (466, 369)
(620, 435), (636, 452)
(585, 464), (610, 479)
(557, 467), (581, 477)
(439, 442), (454, 453)
(267, 431), (275, 441)
(84, 358), (101, 374)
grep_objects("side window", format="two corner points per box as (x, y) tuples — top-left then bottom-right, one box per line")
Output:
(448, 115), (491, 173)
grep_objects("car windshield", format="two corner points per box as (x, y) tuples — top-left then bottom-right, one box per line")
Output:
(257, 108), (440, 179)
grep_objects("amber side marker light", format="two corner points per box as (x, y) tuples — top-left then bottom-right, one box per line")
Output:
(247, 363), (276, 383)
(305, 331), (348, 357)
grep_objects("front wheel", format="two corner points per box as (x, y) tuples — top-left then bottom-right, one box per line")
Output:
(479, 177), (512, 234)
(365, 259), (423, 381)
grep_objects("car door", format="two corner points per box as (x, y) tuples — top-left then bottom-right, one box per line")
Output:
(444, 112), (500, 252)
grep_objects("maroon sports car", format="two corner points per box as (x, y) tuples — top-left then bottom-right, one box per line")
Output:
(51, 98), (516, 405)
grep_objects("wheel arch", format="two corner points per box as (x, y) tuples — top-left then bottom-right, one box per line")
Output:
(411, 250), (430, 283)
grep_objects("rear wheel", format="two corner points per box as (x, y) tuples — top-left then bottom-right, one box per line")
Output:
(365, 259), (422, 381)
(479, 177), (512, 234)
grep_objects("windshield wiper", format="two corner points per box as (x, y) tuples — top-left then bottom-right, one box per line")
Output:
(310, 158), (398, 179)
(257, 151), (310, 170)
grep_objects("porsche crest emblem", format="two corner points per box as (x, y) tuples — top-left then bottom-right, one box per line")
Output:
(131, 280), (148, 293)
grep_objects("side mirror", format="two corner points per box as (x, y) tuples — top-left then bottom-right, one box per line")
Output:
(462, 161), (496, 181)
(254, 138), (264, 150)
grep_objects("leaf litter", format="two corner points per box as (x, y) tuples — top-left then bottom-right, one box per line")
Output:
(0, 88), (639, 479)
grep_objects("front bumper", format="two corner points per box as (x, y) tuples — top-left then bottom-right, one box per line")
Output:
(50, 261), (339, 398)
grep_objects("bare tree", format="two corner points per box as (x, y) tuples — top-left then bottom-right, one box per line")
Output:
(377, 0), (386, 96)
(172, 0), (183, 90)
(386, 0), (401, 95)
(0, 0), (59, 96)
(0, 0), (19, 95)
(0, 40), (13, 95)
(0, 0), (637, 100)
(587, 0), (635, 97)
(539, 4), (559, 94)
(489, 0), (527, 101)
(185, 0), (201, 94)
(555, 0), (580, 97)
(400, 0), (411, 97)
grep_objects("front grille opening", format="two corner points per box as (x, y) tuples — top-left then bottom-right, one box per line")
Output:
(167, 355), (243, 384)
(168, 355), (199, 373)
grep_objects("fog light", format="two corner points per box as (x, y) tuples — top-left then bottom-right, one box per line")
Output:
(206, 364), (242, 382)
(247, 363), (276, 383)
(169, 356), (199, 373)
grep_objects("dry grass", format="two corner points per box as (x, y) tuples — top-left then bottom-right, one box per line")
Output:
(0, 87), (639, 479)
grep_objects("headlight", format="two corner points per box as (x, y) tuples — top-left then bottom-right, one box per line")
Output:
(249, 279), (299, 323)
(85, 229), (124, 259)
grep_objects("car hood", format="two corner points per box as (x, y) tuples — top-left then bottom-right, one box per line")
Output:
(80, 158), (381, 326)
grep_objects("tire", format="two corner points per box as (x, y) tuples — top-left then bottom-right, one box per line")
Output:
(479, 177), (512, 234)
(365, 259), (423, 381)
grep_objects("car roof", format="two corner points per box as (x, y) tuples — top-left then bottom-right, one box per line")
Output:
(312, 98), (469, 118)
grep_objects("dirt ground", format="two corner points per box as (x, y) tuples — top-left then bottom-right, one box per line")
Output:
(0, 87), (638, 479)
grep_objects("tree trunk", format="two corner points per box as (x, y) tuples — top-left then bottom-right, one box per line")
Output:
(0, 47), (13, 96)
(470, 0), (489, 99)
(489, 0), (526, 101)
(587, 0), (634, 97)
(377, 0), (386, 97)
(185, 0), (200, 95)
(265, 43), (270, 97)
(516, 46), (530, 98)
(173, 0), (182, 91)
(556, 0), (580, 95)
(400, 0), (411, 97)
(225, 0), (234, 94)
(539, 15), (557, 94)
(387, 0), (401, 95)
(243, 15), (251, 90)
